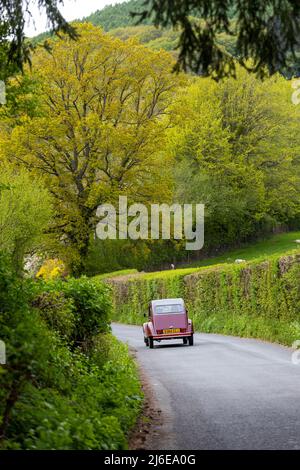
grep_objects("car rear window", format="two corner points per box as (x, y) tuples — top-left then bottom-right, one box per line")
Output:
(155, 304), (183, 314)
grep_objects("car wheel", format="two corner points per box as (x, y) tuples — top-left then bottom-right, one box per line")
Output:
(149, 337), (154, 349)
(183, 338), (188, 345)
(188, 335), (194, 346)
(144, 337), (149, 347)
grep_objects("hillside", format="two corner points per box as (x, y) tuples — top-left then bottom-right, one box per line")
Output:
(31, 0), (298, 73)
(32, 0), (237, 56)
(83, 0), (237, 31)
(82, 0), (149, 31)
(84, 0), (236, 54)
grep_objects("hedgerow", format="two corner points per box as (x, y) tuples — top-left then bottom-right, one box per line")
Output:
(0, 253), (142, 450)
(110, 252), (300, 346)
(2, 337), (142, 450)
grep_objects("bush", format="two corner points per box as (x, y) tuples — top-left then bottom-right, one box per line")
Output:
(3, 338), (142, 450)
(61, 277), (112, 350)
(31, 290), (76, 342)
(0, 252), (62, 443)
(32, 276), (112, 350)
(0, 254), (142, 450)
(36, 258), (66, 280)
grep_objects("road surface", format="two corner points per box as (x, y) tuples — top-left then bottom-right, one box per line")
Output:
(112, 323), (300, 450)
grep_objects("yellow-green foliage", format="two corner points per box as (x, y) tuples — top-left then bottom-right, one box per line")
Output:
(1, 23), (179, 275)
(111, 253), (300, 346)
(0, 166), (53, 274)
(110, 25), (179, 52)
(36, 258), (66, 280)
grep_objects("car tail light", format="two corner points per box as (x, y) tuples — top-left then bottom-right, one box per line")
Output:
(180, 328), (186, 332)
(156, 329), (163, 334)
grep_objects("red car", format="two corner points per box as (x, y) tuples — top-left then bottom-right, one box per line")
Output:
(143, 298), (194, 349)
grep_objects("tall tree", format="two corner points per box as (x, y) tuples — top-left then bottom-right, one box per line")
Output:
(0, 23), (180, 274)
(0, 165), (53, 275)
(168, 69), (300, 248)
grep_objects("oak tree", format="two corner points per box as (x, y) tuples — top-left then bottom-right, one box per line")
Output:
(0, 23), (180, 274)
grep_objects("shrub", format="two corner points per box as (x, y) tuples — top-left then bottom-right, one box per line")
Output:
(61, 277), (112, 349)
(32, 276), (112, 350)
(0, 252), (61, 442)
(36, 258), (66, 280)
(0, 255), (142, 450)
(1, 337), (142, 450)
(31, 290), (76, 342)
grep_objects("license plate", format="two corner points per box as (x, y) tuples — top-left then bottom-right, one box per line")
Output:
(163, 328), (180, 334)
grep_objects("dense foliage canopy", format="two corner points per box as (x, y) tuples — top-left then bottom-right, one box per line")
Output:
(1, 20), (300, 274)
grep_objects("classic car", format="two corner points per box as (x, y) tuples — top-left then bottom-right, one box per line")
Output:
(143, 298), (194, 349)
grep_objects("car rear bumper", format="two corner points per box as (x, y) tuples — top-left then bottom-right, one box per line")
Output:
(152, 332), (192, 340)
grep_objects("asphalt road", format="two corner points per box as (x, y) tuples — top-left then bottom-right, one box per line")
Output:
(112, 323), (300, 450)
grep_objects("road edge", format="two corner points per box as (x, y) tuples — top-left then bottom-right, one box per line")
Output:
(128, 348), (163, 450)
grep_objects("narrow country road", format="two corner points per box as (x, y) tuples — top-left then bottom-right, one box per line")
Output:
(112, 323), (300, 450)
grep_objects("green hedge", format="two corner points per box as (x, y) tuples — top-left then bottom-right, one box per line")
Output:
(0, 254), (142, 450)
(33, 277), (112, 350)
(111, 253), (300, 346)
(2, 337), (142, 450)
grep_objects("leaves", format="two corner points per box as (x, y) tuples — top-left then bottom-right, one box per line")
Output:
(0, 165), (53, 274)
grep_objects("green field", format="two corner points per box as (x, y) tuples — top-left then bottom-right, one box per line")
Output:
(189, 231), (300, 267)
(98, 231), (300, 281)
(93, 269), (138, 281)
